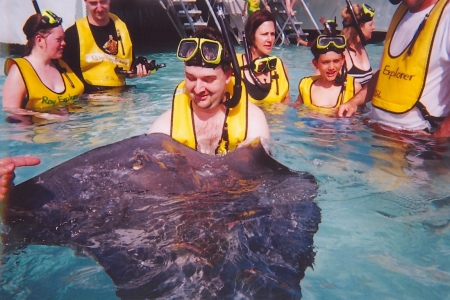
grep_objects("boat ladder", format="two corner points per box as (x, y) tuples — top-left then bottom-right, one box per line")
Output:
(159, 0), (208, 38)
(264, 0), (308, 45)
(216, 0), (247, 44)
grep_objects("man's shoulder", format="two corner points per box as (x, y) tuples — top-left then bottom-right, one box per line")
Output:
(247, 101), (265, 117)
(65, 23), (77, 34)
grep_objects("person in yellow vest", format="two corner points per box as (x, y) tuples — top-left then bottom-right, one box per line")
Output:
(243, 0), (262, 16)
(338, 0), (450, 138)
(2, 10), (84, 119)
(63, 0), (150, 92)
(238, 10), (290, 106)
(295, 35), (362, 115)
(149, 27), (270, 155)
(0, 156), (41, 201)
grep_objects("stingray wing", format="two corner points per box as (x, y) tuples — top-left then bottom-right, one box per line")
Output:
(5, 133), (320, 299)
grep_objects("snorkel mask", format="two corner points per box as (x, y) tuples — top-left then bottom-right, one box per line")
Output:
(242, 32), (272, 93)
(311, 35), (347, 56)
(311, 35), (348, 85)
(389, 0), (402, 4)
(177, 38), (223, 68)
(34, 9), (62, 34)
(24, 9), (63, 40)
(344, 0), (375, 45)
(360, 3), (375, 23)
(41, 10), (62, 27)
(251, 56), (277, 73)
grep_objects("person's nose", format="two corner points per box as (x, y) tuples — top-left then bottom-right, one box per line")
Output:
(95, 2), (105, 10)
(193, 79), (205, 93)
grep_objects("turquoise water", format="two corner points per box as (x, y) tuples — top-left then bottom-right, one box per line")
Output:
(1, 44), (450, 299)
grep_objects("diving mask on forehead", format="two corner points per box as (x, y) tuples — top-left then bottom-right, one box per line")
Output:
(41, 10), (63, 27)
(316, 35), (346, 50)
(360, 3), (375, 23)
(177, 38), (223, 67)
(252, 56), (277, 73)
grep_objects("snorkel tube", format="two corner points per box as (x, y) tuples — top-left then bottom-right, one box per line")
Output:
(32, 0), (41, 13)
(345, 0), (367, 45)
(216, 4), (242, 108)
(242, 32), (271, 93)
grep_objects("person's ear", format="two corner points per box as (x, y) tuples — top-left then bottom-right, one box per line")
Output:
(35, 35), (44, 45)
(225, 69), (232, 84)
(312, 59), (318, 69)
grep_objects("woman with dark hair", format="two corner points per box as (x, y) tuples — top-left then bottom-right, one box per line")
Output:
(237, 10), (290, 105)
(2, 10), (83, 118)
(340, 3), (376, 86)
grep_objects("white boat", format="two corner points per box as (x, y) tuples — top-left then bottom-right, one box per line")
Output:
(0, 0), (396, 47)
(291, 0), (397, 43)
(0, 0), (85, 45)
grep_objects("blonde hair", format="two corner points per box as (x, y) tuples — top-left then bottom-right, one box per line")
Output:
(340, 3), (363, 50)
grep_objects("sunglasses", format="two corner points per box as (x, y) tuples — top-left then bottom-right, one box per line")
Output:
(177, 38), (223, 65)
(316, 35), (346, 50)
(251, 56), (277, 73)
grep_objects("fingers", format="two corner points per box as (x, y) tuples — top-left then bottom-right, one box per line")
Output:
(0, 173), (15, 201)
(135, 64), (151, 77)
(0, 156), (40, 202)
(337, 105), (356, 118)
(0, 156), (41, 170)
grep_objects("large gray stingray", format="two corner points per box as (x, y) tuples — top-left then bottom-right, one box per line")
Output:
(3, 133), (320, 299)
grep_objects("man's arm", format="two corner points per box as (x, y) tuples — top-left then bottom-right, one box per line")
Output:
(148, 109), (171, 135)
(292, 93), (303, 108)
(337, 71), (379, 117)
(0, 156), (40, 201)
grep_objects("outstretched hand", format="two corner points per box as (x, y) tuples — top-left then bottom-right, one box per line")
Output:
(337, 100), (359, 117)
(0, 156), (40, 201)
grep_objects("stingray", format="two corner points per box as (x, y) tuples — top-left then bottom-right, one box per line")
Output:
(2, 133), (320, 299)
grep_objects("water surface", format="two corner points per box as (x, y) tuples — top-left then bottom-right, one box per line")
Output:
(1, 44), (450, 299)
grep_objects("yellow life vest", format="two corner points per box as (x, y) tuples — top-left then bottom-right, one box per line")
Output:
(4, 58), (84, 112)
(248, 0), (260, 8)
(247, 0), (261, 13)
(299, 75), (356, 114)
(373, 0), (448, 113)
(236, 54), (289, 104)
(170, 80), (248, 154)
(76, 13), (133, 87)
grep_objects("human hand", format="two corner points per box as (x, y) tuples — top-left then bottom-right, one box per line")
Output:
(337, 101), (358, 117)
(135, 63), (151, 77)
(0, 156), (40, 201)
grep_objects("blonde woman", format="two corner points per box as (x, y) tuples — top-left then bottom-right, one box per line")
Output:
(341, 3), (376, 86)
